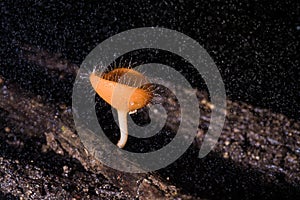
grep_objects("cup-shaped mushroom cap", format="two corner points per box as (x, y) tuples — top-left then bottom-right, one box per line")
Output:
(90, 68), (152, 111)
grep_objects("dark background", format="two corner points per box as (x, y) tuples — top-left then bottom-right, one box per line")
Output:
(2, 0), (299, 119)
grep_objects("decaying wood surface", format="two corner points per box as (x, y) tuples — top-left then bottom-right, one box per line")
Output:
(0, 44), (202, 199)
(1, 44), (300, 198)
(0, 77), (198, 199)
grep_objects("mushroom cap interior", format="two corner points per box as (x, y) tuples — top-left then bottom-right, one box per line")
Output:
(90, 68), (152, 111)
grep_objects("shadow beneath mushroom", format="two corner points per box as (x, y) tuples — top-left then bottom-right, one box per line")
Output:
(157, 146), (300, 200)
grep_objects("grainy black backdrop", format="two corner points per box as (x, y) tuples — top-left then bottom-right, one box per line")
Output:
(2, 0), (299, 118)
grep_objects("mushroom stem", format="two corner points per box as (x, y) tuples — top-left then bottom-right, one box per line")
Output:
(117, 110), (128, 148)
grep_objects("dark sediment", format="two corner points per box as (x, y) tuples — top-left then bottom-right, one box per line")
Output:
(1, 49), (300, 198)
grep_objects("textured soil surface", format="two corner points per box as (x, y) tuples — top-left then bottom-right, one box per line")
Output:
(1, 0), (300, 199)
(1, 76), (300, 199)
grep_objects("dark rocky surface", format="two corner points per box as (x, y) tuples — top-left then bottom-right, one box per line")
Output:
(0, 77), (127, 199)
(1, 0), (300, 199)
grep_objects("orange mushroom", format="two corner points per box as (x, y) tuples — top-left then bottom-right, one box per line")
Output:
(90, 68), (152, 148)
